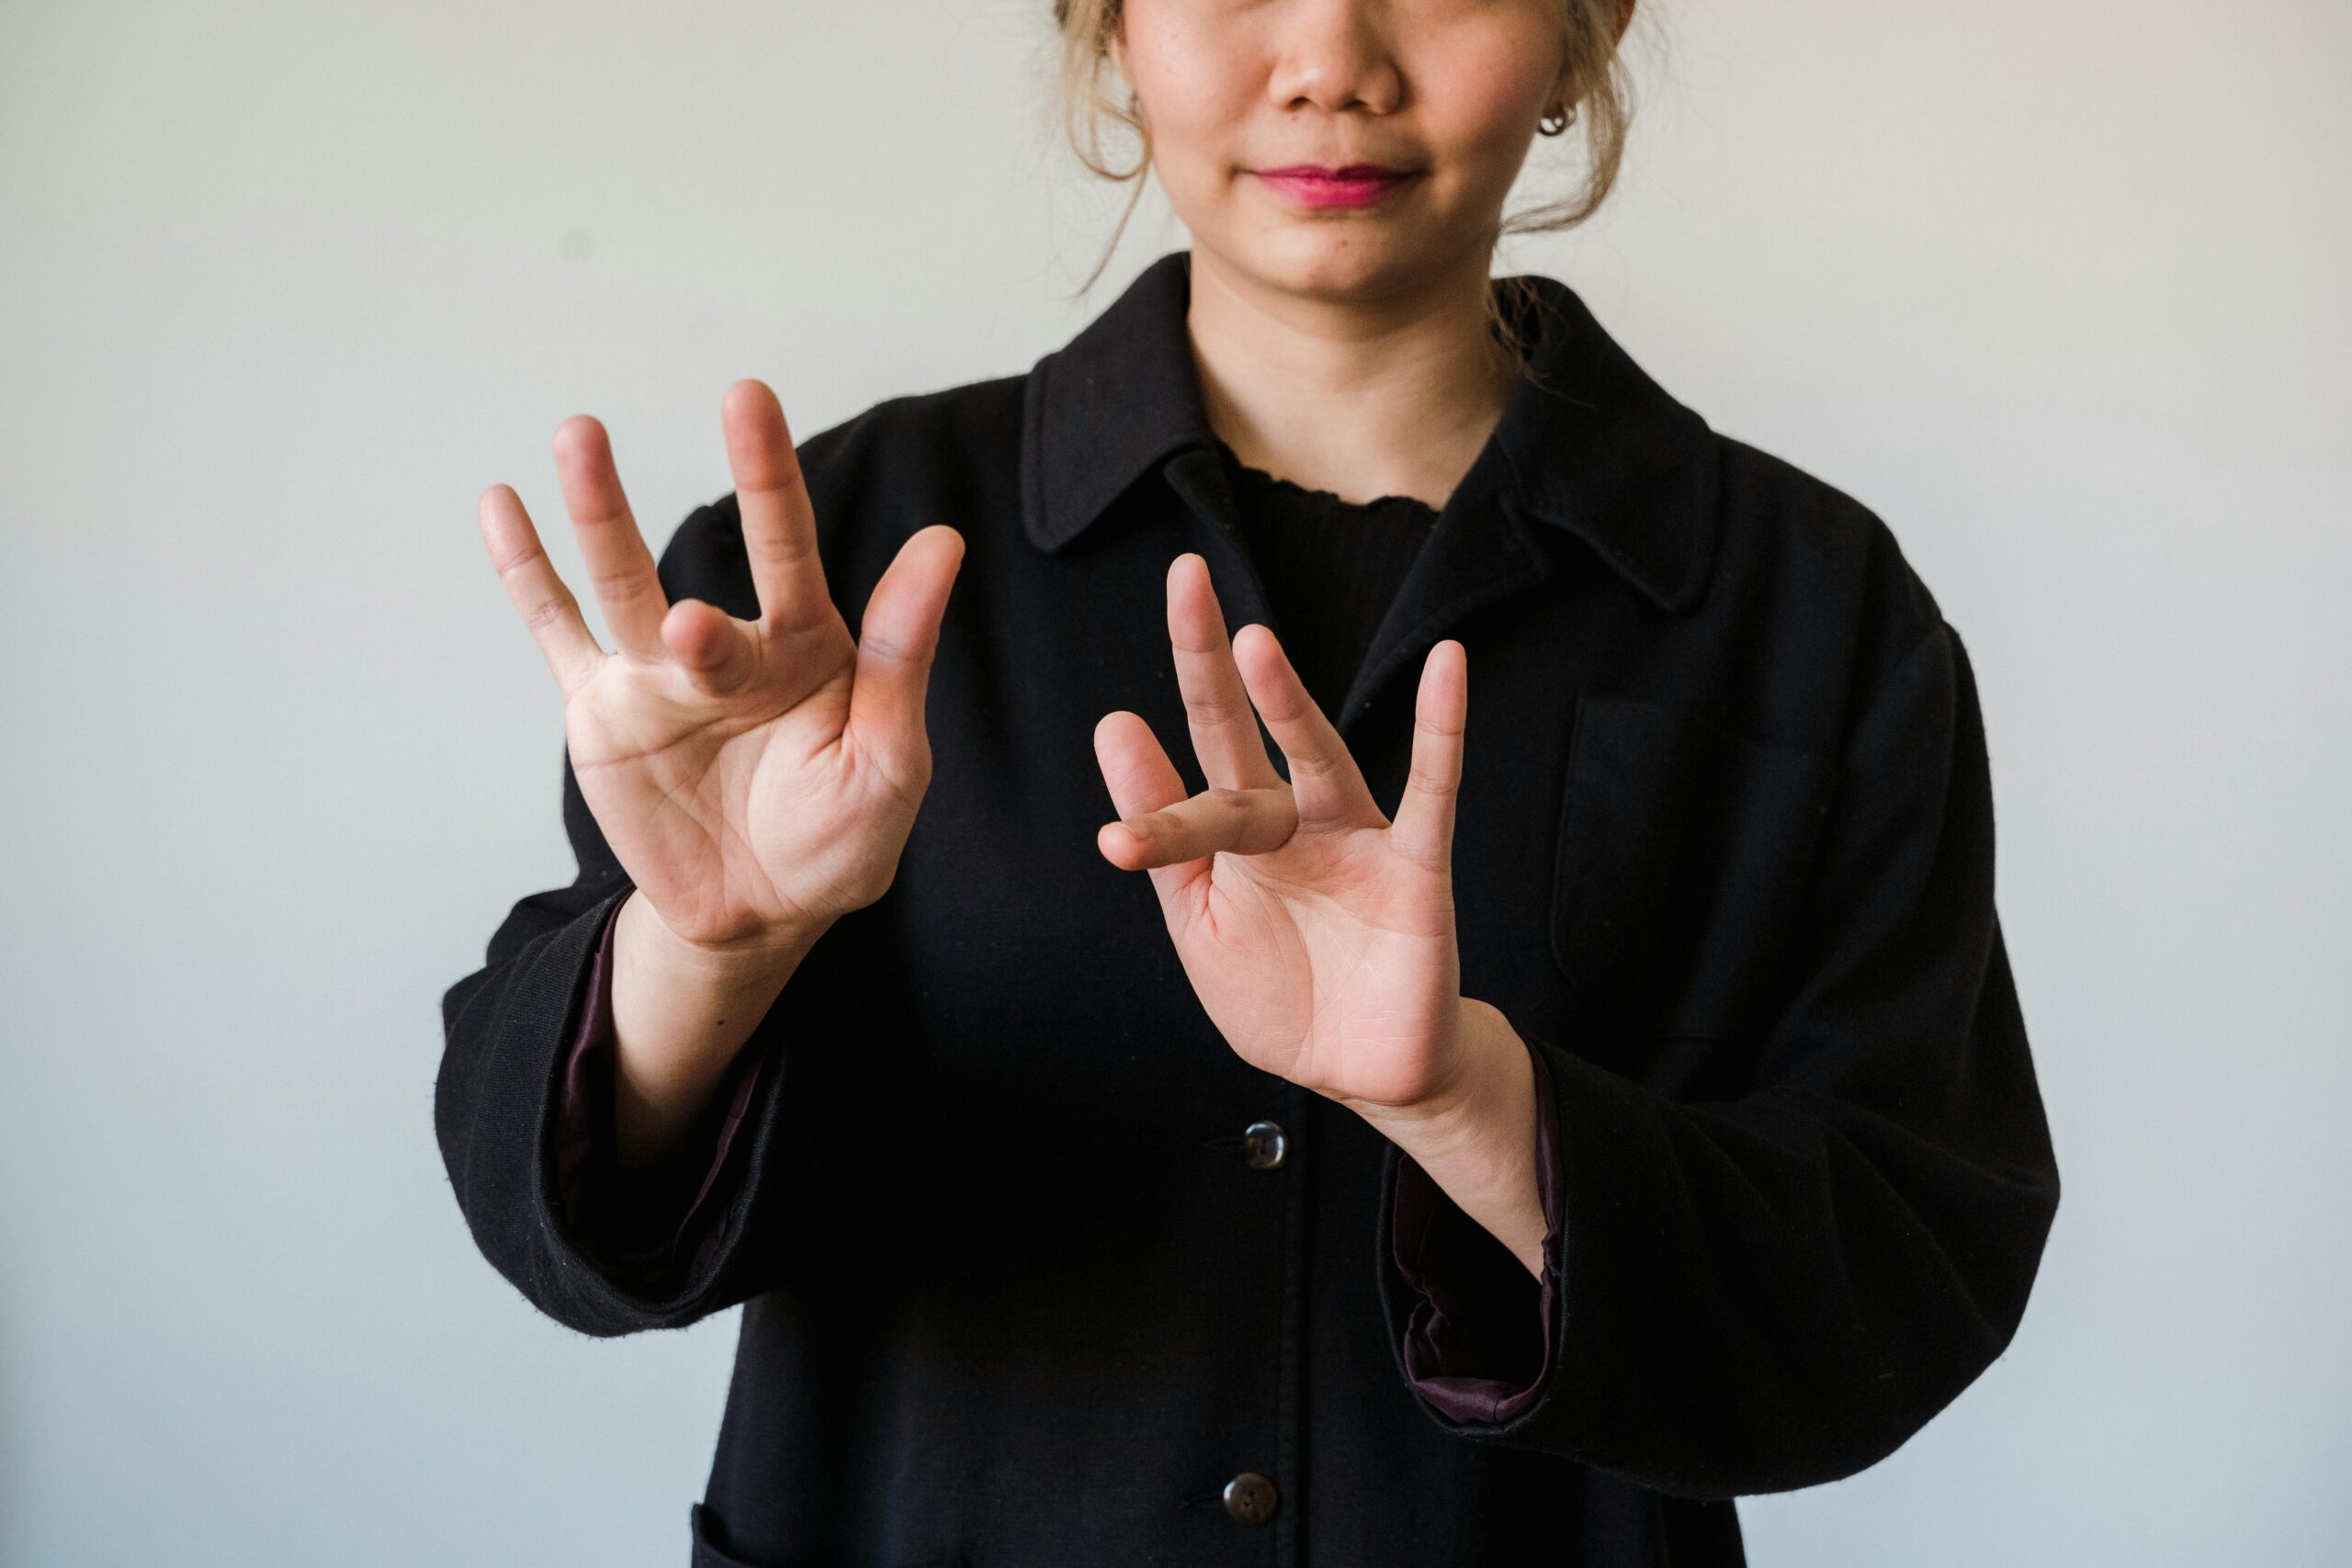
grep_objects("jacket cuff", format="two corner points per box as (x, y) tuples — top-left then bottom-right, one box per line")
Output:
(1387, 1038), (1564, 1425)
(551, 897), (771, 1289)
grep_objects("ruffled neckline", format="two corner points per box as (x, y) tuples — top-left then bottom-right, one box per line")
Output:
(1214, 438), (1440, 517)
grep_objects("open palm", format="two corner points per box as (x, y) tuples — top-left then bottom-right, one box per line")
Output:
(480, 379), (964, 955)
(1091, 553), (1475, 1114)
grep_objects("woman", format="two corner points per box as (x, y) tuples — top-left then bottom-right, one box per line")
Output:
(438, 1), (2060, 1562)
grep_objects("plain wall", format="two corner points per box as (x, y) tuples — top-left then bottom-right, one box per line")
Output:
(3, 1), (2346, 1562)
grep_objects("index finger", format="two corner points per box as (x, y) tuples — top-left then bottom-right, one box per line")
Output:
(723, 379), (832, 637)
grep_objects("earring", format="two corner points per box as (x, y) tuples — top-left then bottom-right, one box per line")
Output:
(1538, 101), (1576, 137)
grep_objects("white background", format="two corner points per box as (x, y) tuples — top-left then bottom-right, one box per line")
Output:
(3, 1), (2346, 1562)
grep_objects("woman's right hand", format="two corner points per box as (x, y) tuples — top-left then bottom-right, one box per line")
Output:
(481, 378), (965, 962)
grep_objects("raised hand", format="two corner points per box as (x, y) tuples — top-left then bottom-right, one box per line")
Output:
(481, 378), (966, 960)
(1090, 553), (1477, 1118)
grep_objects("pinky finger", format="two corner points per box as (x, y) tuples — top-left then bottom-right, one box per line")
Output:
(480, 484), (605, 700)
(1387, 638), (1467, 872)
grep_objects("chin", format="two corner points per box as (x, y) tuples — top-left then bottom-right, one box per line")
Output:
(1228, 227), (1431, 300)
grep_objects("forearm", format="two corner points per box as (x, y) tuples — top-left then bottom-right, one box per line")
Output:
(608, 887), (824, 1174)
(1349, 998), (1548, 1279)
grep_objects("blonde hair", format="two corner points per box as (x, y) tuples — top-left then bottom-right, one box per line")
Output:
(1047, 0), (1638, 379)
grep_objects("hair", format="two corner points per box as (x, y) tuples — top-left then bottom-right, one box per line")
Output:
(1047, 0), (1639, 382)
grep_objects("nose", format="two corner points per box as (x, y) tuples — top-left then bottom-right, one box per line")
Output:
(1265, 0), (1404, 118)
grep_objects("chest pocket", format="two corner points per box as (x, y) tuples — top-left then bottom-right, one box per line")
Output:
(1550, 694), (1838, 1043)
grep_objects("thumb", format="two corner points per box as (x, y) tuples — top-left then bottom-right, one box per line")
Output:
(847, 525), (965, 764)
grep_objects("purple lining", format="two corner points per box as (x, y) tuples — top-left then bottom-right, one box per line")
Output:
(1388, 1041), (1564, 1424)
(551, 897), (769, 1281)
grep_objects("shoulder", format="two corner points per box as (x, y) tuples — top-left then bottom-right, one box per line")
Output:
(1679, 428), (1970, 758)
(807, 371), (1031, 500)
(1708, 428), (1950, 656)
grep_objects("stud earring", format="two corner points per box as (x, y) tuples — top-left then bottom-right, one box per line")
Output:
(1537, 101), (1577, 137)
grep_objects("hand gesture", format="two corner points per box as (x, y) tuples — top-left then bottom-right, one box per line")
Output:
(1091, 553), (1474, 1116)
(481, 379), (965, 958)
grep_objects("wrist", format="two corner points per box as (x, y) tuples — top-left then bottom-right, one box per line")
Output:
(1350, 998), (1547, 1277)
(625, 886), (828, 984)
(1345, 998), (1524, 1147)
(608, 890), (813, 1172)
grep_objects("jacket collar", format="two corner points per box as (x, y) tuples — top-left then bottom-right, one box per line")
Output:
(1018, 247), (1719, 615)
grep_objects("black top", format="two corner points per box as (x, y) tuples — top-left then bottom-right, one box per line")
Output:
(1211, 435), (1442, 722)
(436, 248), (2060, 1568)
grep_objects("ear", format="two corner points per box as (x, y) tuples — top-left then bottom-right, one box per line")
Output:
(1549, 60), (1575, 110)
(1103, 11), (1127, 82)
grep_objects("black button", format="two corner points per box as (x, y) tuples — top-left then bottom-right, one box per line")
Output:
(1223, 1471), (1278, 1525)
(1241, 1120), (1287, 1170)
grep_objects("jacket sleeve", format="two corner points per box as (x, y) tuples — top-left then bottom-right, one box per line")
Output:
(1374, 617), (2062, 1498)
(434, 503), (823, 1337)
(548, 897), (774, 1287)
(1385, 1042), (1565, 1424)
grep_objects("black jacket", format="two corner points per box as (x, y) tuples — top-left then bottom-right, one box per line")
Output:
(436, 248), (2061, 1567)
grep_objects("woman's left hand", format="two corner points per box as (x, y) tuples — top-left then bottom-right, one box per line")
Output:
(1091, 552), (1476, 1118)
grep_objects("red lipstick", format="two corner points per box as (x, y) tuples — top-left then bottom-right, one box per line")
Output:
(1252, 164), (1416, 210)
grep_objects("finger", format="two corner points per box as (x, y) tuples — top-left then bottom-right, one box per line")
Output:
(1091, 709), (1212, 920)
(1387, 639), (1467, 872)
(1167, 554), (1284, 793)
(1229, 623), (1385, 833)
(846, 525), (967, 777)
(723, 379), (832, 638)
(551, 414), (672, 662)
(1103, 784), (1298, 870)
(661, 596), (763, 698)
(480, 484), (605, 701)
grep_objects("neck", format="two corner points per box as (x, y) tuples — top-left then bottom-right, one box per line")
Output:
(1184, 243), (1520, 513)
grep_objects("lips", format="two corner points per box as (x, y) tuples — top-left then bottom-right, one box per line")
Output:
(1252, 164), (1417, 210)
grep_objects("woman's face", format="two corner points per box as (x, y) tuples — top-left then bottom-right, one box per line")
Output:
(1112, 0), (1574, 301)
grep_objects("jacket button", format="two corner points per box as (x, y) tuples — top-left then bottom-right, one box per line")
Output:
(1240, 1120), (1287, 1170)
(1223, 1471), (1279, 1525)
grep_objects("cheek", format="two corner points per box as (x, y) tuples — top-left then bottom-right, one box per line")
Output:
(1422, 54), (1555, 180)
(1125, 14), (1252, 142)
